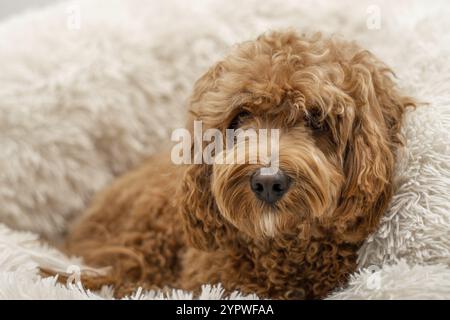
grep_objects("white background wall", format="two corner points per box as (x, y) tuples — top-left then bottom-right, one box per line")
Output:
(0, 0), (62, 21)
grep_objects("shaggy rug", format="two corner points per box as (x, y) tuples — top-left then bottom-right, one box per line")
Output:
(0, 0), (449, 299)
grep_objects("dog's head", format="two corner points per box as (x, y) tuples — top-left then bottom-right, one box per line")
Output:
(180, 31), (414, 250)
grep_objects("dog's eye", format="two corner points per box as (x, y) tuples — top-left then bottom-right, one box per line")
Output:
(304, 109), (325, 131)
(228, 111), (251, 129)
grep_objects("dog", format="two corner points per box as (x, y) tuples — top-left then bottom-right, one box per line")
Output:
(64, 30), (415, 299)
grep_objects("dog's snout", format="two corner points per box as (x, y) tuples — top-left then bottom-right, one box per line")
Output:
(250, 169), (290, 204)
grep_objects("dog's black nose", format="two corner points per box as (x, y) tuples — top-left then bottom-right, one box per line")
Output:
(250, 169), (290, 204)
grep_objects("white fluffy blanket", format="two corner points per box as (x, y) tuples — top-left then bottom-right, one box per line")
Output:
(0, 0), (449, 299)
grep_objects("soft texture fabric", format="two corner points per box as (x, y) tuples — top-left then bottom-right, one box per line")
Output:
(0, 0), (449, 299)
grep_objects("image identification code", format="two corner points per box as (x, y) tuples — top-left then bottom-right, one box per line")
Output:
(176, 304), (274, 317)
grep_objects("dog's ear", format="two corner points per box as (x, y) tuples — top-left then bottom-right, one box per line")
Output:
(179, 164), (235, 251)
(334, 51), (415, 241)
(190, 61), (225, 105)
(185, 61), (226, 132)
(179, 62), (235, 251)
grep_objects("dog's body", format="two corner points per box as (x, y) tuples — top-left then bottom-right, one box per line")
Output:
(67, 155), (355, 299)
(66, 31), (415, 299)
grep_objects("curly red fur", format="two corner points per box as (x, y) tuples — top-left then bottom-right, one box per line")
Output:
(65, 30), (415, 299)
